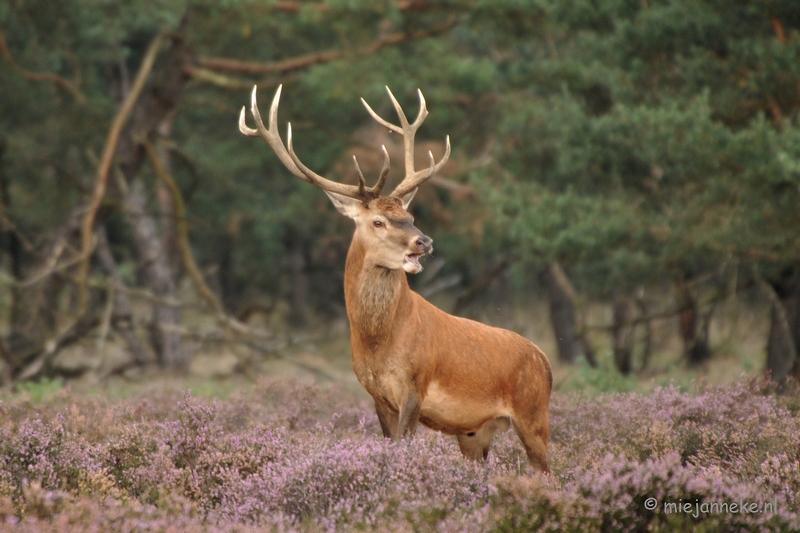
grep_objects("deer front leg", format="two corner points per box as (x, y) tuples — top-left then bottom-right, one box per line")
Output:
(396, 391), (421, 438)
(374, 400), (399, 439)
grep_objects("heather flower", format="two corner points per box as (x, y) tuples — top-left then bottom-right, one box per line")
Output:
(0, 376), (797, 531)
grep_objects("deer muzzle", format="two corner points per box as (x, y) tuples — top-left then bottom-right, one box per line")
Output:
(403, 234), (433, 274)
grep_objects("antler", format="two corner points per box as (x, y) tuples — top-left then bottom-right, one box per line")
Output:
(239, 85), (389, 201)
(361, 87), (451, 199)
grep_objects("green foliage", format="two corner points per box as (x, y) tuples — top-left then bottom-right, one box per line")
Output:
(481, 0), (800, 296)
(11, 378), (64, 404)
(2, 0), (799, 326)
(556, 355), (641, 393)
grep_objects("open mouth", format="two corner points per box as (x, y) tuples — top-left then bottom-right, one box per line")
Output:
(404, 253), (423, 269)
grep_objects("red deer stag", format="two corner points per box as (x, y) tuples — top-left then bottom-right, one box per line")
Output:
(239, 85), (552, 472)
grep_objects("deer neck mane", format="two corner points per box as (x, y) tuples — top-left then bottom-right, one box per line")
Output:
(344, 236), (409, 340)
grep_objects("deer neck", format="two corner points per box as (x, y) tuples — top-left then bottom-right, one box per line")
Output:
(344, 236), (410, 341)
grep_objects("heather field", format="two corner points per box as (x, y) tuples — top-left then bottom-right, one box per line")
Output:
(0, 375), (798, 532)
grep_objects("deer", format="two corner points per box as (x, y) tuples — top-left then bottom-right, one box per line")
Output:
(239, 85), (552, 472)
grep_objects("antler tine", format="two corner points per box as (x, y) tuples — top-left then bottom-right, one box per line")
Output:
(240, 85), (365, 200)
(361, 97), (402, 135)
(352, 155), (368, 196)
(351, 145), (391, 200)
(239, 86), (262, 136)
(390, 135), (451, 199)
(239, 108), (257, 136)
(285, 123), (353, 196)
(372, 145), (391, 195)
(361, 86), (447, 200)
(384, 87), (411, 131)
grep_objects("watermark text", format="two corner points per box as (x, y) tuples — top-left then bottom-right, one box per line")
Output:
(643, 497), (778, 517)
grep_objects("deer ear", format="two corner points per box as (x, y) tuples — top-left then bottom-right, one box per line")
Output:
(401, 188), (418, 210)
(325, 191), (363, 219)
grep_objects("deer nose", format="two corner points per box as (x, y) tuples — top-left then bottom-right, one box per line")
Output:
(415, 235), (433, 253)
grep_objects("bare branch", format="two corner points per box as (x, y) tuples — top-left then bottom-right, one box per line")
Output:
(77, 29), (169, 314)
(0, 27), (86, 104)
(197, 49), (342, 75)
(95, 226), (151, 365)
(271, 0), (431, 12)
(184, 66), (285, 90)
(197, 15), (458, 76)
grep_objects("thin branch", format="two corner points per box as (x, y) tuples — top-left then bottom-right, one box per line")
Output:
(271, 0), (430, 12)
(579, 290), (730, 335)
(195, 16), (458, 76)
(0, 27), (86, 104)
(197, 49), (342, 75)
(18, 239), (94, 288)
(77, 29), (169, 314)
(772, 17), (787, 45)
(16, 314), (100, 382)
(95, 226), (151, 364)
(184, 66), (285, 90)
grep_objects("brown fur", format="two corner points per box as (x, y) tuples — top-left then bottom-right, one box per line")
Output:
(241, 86), (550, 471)
(343, 200), (552, 472)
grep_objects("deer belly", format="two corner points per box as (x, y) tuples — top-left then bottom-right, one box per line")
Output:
(419, 381), (508, 435)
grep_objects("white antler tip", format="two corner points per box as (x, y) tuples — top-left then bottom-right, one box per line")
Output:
(238, 106), (257, 135)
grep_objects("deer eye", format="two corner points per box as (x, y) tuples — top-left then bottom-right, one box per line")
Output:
(373, 220), (384, 228)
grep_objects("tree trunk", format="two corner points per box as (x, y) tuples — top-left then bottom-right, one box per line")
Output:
(155, 122), (181, 277)
(544, 263), (595, 366)
(285, 226), (309, 326)
(676, 276), (711, 365)
(766, 268), (800, 383)
(636, 289), (653, 370)
(125, 179), (184, 368)
(612, 294), (634, 374)
(218, 212), (242, 314)
(112, 32), (193, 369)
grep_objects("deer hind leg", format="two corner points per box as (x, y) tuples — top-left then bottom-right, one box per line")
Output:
(511, 411), (550, 473)
(456, 417), (511, 461)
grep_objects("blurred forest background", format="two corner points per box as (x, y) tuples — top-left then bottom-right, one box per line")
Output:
(1, 0), (799, 390)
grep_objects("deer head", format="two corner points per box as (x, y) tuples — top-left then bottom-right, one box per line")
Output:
(239, 85), (449, 273)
